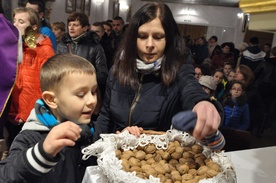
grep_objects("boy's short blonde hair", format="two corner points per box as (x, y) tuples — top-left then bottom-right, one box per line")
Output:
(40, 54), (96, 92)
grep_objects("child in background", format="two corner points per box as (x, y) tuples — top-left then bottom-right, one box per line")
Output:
(223, 62), (233, 78)
(225, 69), (236, 92)
(222, 81), (250, 131)
(227, 69), (236, 82)
(213, 69), (224, 101)
(0, 54), (99, 183)
(222, 62), (233, 88)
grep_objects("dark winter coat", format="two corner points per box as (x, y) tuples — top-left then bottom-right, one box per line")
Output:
(95, 63), (223, 138)
(0, 109), (96, 183)
(56, 31), (108, 97)
(223, 95), (250, 131)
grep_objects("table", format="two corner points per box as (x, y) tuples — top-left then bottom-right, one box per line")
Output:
(82, 146), (276, 183)
(82, 166), (109, 183)
(225, 146), (276, 183)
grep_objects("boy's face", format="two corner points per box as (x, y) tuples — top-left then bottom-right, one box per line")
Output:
(223, 65), (232, 76)
(213, 71), (223, 84)
(53, 73), (97, 124)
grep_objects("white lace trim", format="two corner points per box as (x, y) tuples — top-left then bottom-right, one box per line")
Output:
(82, 129), (236, 183)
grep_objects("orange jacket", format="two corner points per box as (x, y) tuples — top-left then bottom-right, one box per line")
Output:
(9, 35), (55, 122)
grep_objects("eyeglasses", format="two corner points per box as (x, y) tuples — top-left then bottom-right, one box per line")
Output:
(195, 73), (202, 76)
(231, 88), (242, 92)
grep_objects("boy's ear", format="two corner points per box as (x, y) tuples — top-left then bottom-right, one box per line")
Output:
(42, 91), (58, 109)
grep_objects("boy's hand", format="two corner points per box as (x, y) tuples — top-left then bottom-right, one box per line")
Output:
(116, 126), (143, 137)
(43, 122), (82, 157)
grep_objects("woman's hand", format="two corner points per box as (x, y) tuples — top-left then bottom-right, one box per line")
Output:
(116, 126), (143, 137)
(192, 101), (221, 140)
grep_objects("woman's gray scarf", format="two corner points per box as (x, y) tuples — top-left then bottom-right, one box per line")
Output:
(136, 56), (164, 75)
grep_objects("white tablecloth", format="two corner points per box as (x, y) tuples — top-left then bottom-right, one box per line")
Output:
(82, 166), (109, 183)
(225, 146), (276, 183)
(82, 146), (276, 183)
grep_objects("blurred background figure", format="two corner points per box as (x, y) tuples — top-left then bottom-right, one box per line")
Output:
(102, 21), (112, 37)
(194, 66), (203, 80)
(240, 36), (266, 72)
(198, 75), (217, 98)
(263, 43), (271, 59)
(235, 65), (265, 136)
(236, 42), (249, 68)
(51, 22), (65, 44)
(208, 35), (221, 59)
(26, 0), (56, 50)
(56, 12), (108, 119)
(213, 69), (225, 101)
(111, 16), (125, 53)
(211, 42), (235, 71)
(254, 46), (276, 132)
(193, 36), (209, 66)
(91, 21), (114, 70)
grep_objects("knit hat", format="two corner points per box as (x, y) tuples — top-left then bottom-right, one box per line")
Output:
(199, 76), (217, 91)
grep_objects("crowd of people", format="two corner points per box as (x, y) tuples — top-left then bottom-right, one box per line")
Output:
(0, 0), (275, 182)
(193, 34), (276, 138)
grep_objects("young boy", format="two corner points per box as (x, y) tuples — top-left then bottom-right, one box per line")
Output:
(0, 54), (98, 183)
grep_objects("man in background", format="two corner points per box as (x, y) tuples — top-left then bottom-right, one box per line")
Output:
(208, 35), (221, 59)
(91, 22), (114, 70)
(111, 16), (124, 52)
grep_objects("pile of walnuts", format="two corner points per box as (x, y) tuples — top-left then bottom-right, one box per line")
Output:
(115, 140), (221, 183)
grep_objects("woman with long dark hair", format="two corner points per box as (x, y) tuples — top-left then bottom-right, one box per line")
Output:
(96, 2), (223, 142)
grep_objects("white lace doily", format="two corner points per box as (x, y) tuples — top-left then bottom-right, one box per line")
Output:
(82, 129), (236, 183)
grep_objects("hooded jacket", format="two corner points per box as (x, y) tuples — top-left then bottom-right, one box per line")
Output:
(56, 31), (108, 97)
(9, 35), (55, 122)
(240, 45), (266, 71)
(0, 106), (96, 183)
